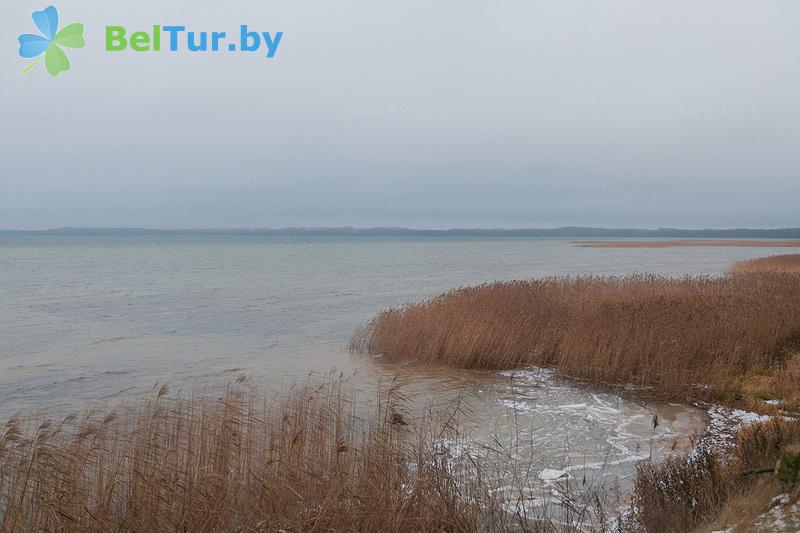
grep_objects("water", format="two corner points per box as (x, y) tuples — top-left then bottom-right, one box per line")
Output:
(1, 236), (794, 502)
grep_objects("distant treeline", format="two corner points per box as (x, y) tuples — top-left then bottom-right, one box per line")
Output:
(2, 226), (800, 238)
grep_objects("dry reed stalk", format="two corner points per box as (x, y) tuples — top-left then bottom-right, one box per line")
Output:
(730, 253), (800, 275)
(353, 273), (800, 402)
(0, 375), (609, 532)
(630, 418), (800, 532)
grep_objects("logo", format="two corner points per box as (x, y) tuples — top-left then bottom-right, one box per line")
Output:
(18, 5), (85, 77)
(104, 26), (283, 57)
(15, 7), (283, 77)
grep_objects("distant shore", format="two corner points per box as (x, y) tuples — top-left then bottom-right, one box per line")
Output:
(3, 226), (800, 238)
(573, 239), (800, 248)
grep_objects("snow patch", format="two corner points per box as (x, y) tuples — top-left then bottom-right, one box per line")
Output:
(539, 468), (569, 481)
(752, 493), (800, 532)
(702, 405), (772, 450)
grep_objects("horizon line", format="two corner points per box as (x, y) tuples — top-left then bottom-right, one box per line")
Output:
(2, 225), (800, 235)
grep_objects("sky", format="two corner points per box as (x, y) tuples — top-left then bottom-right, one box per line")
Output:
(1, 1), (799, 230)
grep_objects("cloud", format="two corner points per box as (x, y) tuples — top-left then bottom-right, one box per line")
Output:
(1, 0), (798, 229)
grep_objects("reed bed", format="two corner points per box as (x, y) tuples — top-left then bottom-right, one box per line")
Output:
(730, 253), (800, 274)
(352, 273), (800, 402)
(572, 240), (800, 248)
(0, 375), (609, 532)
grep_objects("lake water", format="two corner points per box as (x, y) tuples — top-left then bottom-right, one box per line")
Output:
(1, 236), (795, 502)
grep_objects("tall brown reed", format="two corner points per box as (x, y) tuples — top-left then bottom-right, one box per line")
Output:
(352, 273), (800, 401)
(630, 417), (800, 532)
(0, 375), (606, 532)
(730, 253), (800, 274)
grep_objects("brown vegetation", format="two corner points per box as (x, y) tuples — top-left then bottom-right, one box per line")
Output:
(0, 376), (610, 532)
(630, 418), (800, 532)
(730, 253), (800, 275)
(352, 273), (800, 404)
(353, 262), (800, 531)
(5, 257), (800, 532)
(572, 240), (800, 248)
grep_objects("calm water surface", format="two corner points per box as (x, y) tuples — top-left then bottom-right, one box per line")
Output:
(1, 236), (794, 499)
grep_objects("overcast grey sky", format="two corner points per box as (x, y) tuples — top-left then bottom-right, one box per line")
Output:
(1, 1), (799, 229)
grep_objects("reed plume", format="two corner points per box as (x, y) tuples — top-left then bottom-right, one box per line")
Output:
(0, 375), (611, 532)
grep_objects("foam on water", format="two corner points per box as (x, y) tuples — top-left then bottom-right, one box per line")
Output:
(491, 370), (705, 483)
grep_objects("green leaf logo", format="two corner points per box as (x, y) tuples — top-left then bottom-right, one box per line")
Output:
(18, 6), (85, 76)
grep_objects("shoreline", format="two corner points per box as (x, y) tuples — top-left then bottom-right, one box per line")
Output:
(572, 239), (800, 248)
(3, 253), (800, 531)
(353, 254), (800, 530)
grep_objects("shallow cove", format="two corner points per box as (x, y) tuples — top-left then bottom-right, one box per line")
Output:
(363, 362), (708, 507)
(2, 234), (794, 507)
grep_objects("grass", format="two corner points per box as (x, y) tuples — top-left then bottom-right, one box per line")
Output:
(630, 417), (800, 532)
(730, 253), (800, 274)
(0, 374), (614, 532)
(353, 272), (800, 406)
